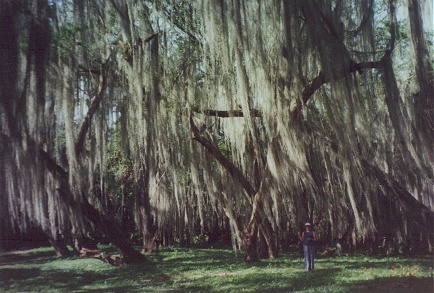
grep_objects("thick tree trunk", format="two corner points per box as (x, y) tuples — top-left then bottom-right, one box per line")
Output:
(48, 235), (72, 257)
(250, 191), (279, 259)
(139, 35), (160, 254)
(259, 224), (278, 259)
(137, 179), (157, 253)
(82, 198), (146, 264)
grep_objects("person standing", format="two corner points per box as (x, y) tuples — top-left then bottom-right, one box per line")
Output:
(299, 222), (316, 271)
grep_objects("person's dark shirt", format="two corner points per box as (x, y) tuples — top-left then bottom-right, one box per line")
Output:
(303, 230), (314, 246)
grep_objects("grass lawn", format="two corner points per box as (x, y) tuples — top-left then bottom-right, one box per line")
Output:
(0, 246), (432, 292)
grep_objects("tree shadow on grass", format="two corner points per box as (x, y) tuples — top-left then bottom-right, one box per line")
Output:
(203, 267), (342, 292)
(0, 267), (125, 292)
(0, 267), (41, 280)
(282, 268), (342, 292)
(148, 248), (242, 272)
(316, 255), (433, 271)
(344, 276), (433, 293)
(0, 249), (57, 266)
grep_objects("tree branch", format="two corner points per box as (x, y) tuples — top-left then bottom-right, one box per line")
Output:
(75, 63), (108, 155)
(193, 107), (262, 118)
(296, 1), (389, 117)
(292, 57), (387, 116)
(78, 65), (101, 74)
(163, 7), (200, 46)
(39, 148), (68, 177)
(190, 116), (257, 198)
(302, 60), (384, 104)
(138, 33), (157, 45)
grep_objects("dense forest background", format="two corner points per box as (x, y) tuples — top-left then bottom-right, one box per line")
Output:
(1, 0), (433, 263)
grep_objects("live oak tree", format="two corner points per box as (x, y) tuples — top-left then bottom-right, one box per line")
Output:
(188, 0), (433, 260)
(1, 0), (432, 264)
(0, 0), (146, 263)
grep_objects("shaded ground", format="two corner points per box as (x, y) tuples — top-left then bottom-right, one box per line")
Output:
(354, 278), (433, 292)
(0, 246), (433, 292)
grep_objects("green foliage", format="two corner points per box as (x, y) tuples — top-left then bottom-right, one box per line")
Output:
(19, 41), (28, 52)
(1, 246), (432, 292)
(105, 121), (135, 213)
(216, 131), (231, 159)
(53, 23), (83, 57)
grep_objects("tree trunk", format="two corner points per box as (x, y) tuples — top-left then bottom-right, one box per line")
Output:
(191, 117), (279, 259)
(48, 235), (72, 257)
(250, 192), (279, 258)
(137, 178), (157, 253)
(82, 198), (146, 264)
(142, 231), (157, 253)
(259, 223), (278, 259)
(40, 148), (146, 264)
(242, 222), (259, 262)
(408, 0), (434, 148)
(251, 200), (278, 258)
(138, 34), (160, 254)
(258, 229), (269, 259)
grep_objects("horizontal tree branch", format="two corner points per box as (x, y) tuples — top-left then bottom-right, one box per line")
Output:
(78, 65), (101, 74)
(192, 107), (262, 118)
(193, 56), (385, 120)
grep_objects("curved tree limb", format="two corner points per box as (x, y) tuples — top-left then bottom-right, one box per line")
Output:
(292, 56), (387, 117)
(295, 1), (392, 117)
(301, 59), (385, 105)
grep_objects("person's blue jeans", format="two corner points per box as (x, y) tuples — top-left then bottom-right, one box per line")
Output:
(303, 244), (314, 271)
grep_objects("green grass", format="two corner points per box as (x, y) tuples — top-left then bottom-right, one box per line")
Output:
(0, 246), (432, 292)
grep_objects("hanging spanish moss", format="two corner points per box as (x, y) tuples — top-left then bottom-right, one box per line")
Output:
(1, 0), (432, 263)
